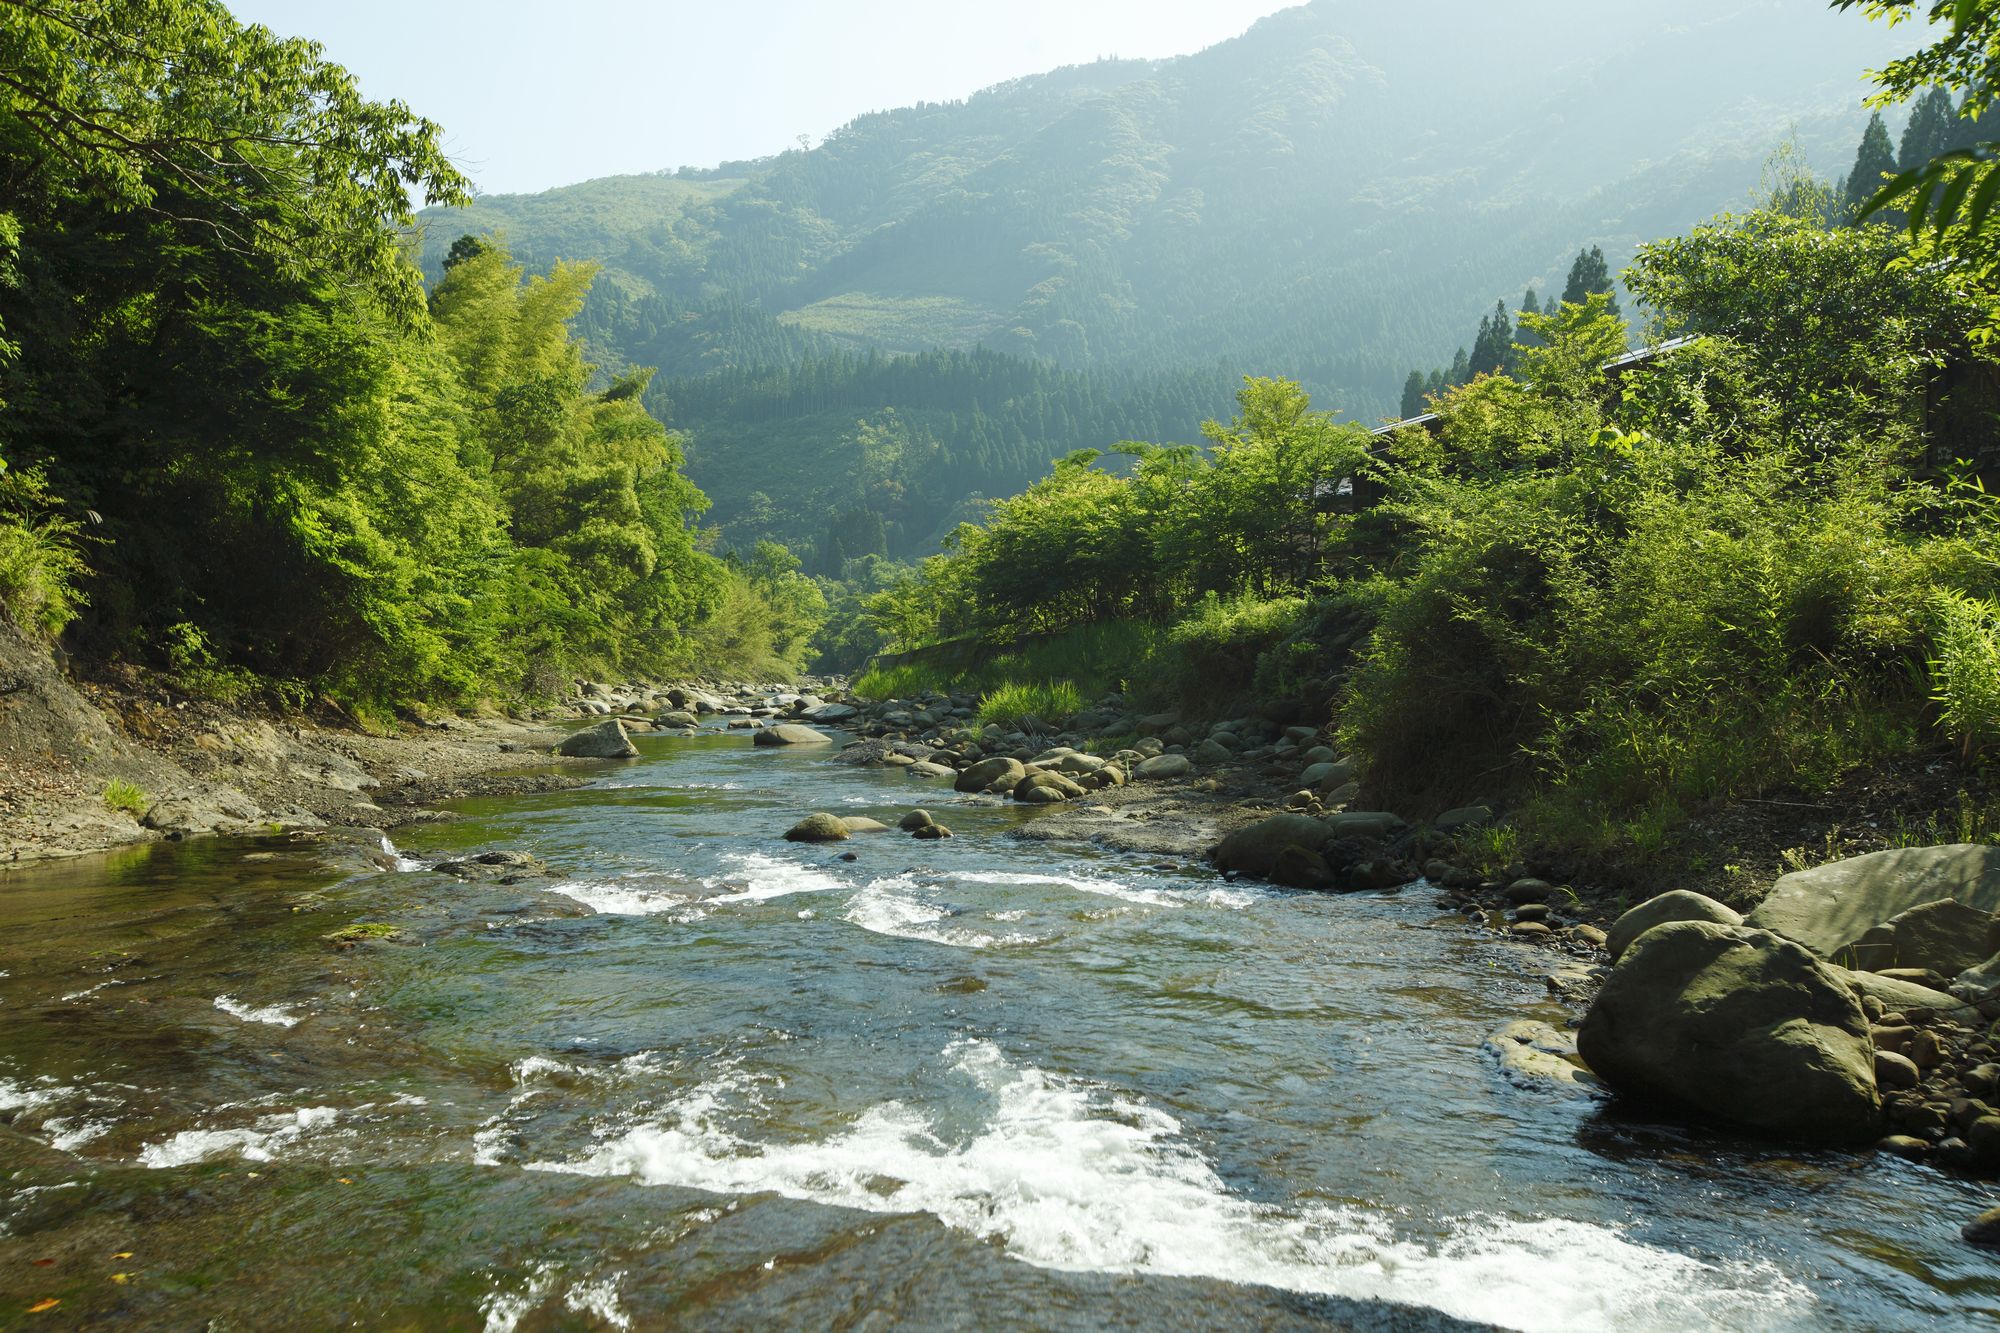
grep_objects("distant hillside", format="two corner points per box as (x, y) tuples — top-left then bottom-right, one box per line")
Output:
(420, 0), (1918, 548)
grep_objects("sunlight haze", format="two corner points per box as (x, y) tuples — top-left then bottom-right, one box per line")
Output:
(227, 0), (1297, 194)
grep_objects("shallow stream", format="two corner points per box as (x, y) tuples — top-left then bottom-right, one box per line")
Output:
(2, 724), (1997, 1329)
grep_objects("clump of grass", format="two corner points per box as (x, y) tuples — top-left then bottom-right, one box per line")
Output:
(976, 680), (1083, 730)
(102, 779), (149, 817)
(851, 662), (942, 700)
(1453, 823), (1519, 875)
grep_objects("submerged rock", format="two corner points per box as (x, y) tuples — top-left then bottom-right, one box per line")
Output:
(1578, 921), (1881, 1142)
(1485, 1020), (1602, 1093)
(841, 816), (892, 833)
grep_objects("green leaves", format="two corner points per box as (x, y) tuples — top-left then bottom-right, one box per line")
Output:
(0, 0), (469, 320)
(1858, 146), (2000, 241)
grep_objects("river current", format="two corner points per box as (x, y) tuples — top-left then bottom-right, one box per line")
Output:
(2, 722), (1996, 1329)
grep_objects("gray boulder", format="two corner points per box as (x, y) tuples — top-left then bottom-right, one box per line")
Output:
(805, 702), (858, 723)
(658, 710), (701, 728)
(753, 724), (834, 747)
(1433, 805), (1494, 833)
(555, 719), (639, 759)
(1300, 759), (1358, 791)
(955, 756), (1027, 793)
(1193, 739), (1234, 766)
(1324, 810), (1402, 841)
(898, 810), (935, 831)
(1134, 753), (1192, 781)
(1578, 922), (1881, 1142)
(1606, 890), (1744, 961)
(1747, 844), (2000, 958)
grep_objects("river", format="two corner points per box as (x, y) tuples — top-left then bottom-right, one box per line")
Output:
(2, 721), (1996, 1329)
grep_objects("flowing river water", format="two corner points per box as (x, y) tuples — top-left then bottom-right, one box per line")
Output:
(2, 722), (1998, 1330)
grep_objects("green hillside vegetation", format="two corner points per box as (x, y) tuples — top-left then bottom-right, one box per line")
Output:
(0, 2), (819, 708)
(421, 1), (1915, 548)
(866, 193), (2000, 876)
(660, 348), (1232, 560)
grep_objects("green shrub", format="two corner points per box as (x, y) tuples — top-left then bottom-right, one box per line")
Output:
(1930, 590), (2000, 757)
(0, 464), (88, 638)
(976, 680), (1083, 729)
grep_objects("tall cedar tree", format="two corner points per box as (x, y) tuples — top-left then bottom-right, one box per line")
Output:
(1561, 246), (1620, 315)
(1400, 370), (1428, 418)
(1468, 300), (1514, 376)
(1842, 111), (1898, 218)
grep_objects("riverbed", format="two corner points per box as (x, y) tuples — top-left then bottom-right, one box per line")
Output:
(2, 723), (1996, 1329)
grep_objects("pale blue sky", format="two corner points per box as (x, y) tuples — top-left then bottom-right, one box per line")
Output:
(226, 1), (1295, 196)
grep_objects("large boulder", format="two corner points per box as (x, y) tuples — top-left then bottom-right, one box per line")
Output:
(554, 719), (639, 759)
(1866, 899), (2000, 978)
(784, 813), (850, 843)
(955, 756), (1026, 794)
(657, 710), (701, 728)
(1606, 890), (1743, 961)
(804, 702), (858, 723)
(1578, 922), (1881, 1142)
(1211, 815), (1335, 882)
(1747, 844), (2000, 959)
(753, 724), (834, 747)
(1014, 770), (1086, 804)
(1134, 753), (1192, 781)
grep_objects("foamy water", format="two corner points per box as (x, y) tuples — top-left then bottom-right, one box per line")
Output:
(844, 875), (1044, 949)
(138, 1106), (343, 1167)
(215, 994), (301, 1027)
(529, 1040), (1805, 1332)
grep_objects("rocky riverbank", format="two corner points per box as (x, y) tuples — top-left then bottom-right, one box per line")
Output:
(0, 614), (844, 869)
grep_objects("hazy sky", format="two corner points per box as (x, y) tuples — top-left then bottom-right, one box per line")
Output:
(226, 1), (1295, 196)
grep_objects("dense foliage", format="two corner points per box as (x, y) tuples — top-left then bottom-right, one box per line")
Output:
(878, 207), (2000, 866)
(0, 1), (810, 702)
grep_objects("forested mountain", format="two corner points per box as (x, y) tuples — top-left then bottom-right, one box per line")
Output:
(420, 0), (1917, 549)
